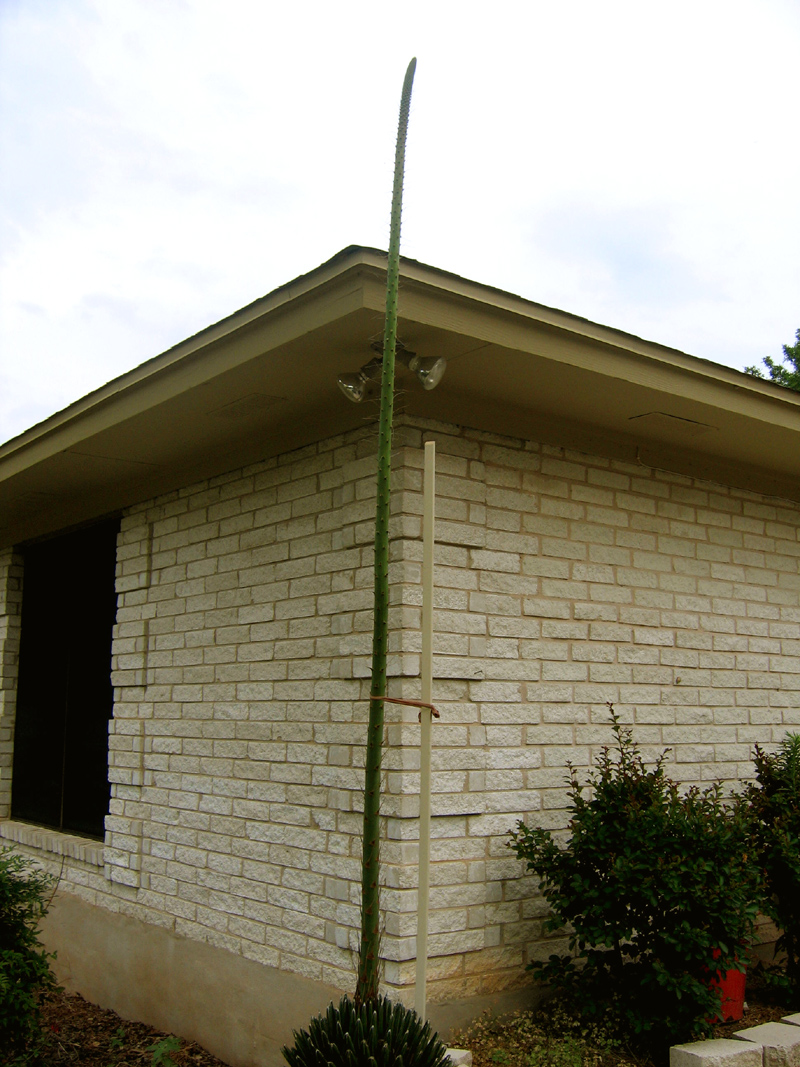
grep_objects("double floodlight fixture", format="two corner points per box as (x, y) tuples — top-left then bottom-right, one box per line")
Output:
(337, 340), (446, 404)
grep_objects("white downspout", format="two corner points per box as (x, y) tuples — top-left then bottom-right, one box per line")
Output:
(415, 439), (435, 1020)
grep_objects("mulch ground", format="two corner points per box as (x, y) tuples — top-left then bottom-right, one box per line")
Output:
(452, 983), (796, 1067)
(30, 989), (233, 1066)
(20, 983), (797, 1067)
(711, 997), (794, 1039)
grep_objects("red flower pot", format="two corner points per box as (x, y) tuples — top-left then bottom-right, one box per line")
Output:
(707, 949), (746, 1022)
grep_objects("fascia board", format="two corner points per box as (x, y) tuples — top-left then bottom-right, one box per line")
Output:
(2, 244), (798, 495)
(356, 259), (800, 434)
(0, 255), (373, 482)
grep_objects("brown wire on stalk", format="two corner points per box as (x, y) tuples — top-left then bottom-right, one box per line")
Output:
(370, 694), (441, 722)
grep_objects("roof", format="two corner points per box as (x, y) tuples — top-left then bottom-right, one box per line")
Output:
(2, 245), (799, 545)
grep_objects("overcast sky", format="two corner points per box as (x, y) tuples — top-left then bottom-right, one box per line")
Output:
(1, 0), (798, 447)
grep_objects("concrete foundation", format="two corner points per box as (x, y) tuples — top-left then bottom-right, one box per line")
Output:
(42, 892), (342, 1067)
(42, 891), (542, 1066)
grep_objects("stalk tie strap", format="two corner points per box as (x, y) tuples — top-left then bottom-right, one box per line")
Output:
(370, 695), (440, 722)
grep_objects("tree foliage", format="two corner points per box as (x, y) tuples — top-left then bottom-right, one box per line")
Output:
(0, 847), (57, 1059)
(745, 329), (800, 392)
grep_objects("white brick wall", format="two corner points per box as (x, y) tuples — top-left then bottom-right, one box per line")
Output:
(371, 420), (800, 997)
(1, 416), (799, 1003)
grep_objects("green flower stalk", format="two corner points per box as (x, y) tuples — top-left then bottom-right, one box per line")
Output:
(355, 57), (416, 1007)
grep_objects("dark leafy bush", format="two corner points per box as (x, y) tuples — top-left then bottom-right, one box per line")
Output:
(743, 732), (800, 997)
(0, 847), (56, 1058)
(508, 709), (762, 1050)
(281, 994), (450, 1067)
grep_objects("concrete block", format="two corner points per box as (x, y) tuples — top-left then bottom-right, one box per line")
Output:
(445, 1050), (473, 1066)
(735, 1023), (800, 1067)
(670, 1038), (763, 1067)
(783, 1017), (800, 1029)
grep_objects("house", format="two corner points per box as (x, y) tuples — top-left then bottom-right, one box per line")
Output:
(1, 246), (799, 1066)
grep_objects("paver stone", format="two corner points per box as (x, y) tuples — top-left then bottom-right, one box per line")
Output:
(670, 1038), (764, 1067)
(734, 1022), (800, 1067)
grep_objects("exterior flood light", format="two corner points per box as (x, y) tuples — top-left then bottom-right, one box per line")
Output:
(337, 372), (368, 403)
(337, 356), (382, 403)
(407, 353), (446, 391)
(337, 343), (446, 404)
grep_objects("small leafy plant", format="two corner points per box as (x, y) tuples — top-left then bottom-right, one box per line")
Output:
(281, 994), (450, 1067)
(0, 847), (57, 1059)
(110, 1024), (127, 1050)
(526, 1034), (584, 1067)
(453, 999), (622, 1067)
(509, 708), (762, 1049)
(147, 1034), (182, 1067)
(743, 732), (800, 997)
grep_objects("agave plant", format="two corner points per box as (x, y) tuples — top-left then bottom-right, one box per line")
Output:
(281, 995), (450, 1067)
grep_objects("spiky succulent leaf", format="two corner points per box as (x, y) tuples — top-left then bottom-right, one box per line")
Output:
(282, 995), (450, 1067)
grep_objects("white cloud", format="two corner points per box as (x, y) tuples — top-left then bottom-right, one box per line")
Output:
(1, 0), (799, 443)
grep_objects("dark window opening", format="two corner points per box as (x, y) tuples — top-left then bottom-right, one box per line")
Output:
(12, 518), (119, 839)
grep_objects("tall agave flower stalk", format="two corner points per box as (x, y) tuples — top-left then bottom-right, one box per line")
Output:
(354, 57), (416, 1007)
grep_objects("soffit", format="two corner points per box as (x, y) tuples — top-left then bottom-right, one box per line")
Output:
(2, 247), (799, 545)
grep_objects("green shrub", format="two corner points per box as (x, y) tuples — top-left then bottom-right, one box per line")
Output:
(743, 732), (800, 997)
(282, 994), (450, 1067)
(0, 847), (57, 1058)
(508, 709), (762, 1049)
